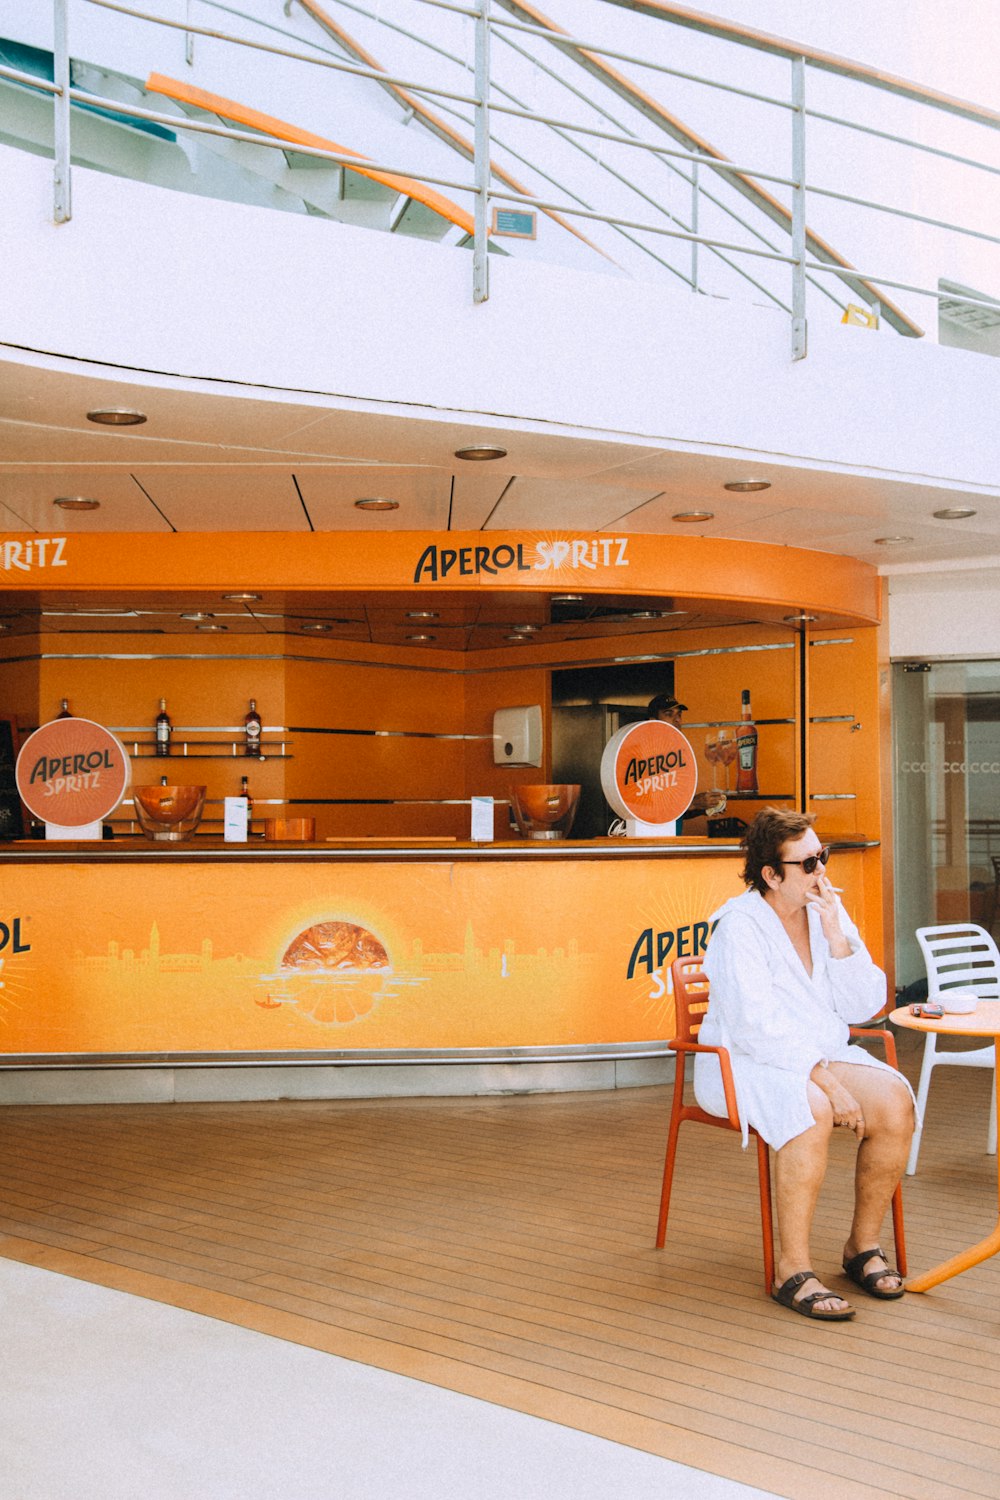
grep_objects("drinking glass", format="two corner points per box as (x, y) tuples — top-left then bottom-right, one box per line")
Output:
(716, 728), (737, 792)
(704, 732), (720, 790)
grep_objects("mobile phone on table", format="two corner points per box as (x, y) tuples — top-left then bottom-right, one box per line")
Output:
(910, 1002), (944, 1018)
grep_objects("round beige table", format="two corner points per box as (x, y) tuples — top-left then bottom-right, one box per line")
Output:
(890, 1001), (1000, 1292)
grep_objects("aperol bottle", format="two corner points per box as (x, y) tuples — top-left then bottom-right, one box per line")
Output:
(735, 689), (759, 795)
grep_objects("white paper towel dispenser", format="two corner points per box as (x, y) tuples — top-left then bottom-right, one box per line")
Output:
(493, 705), (542, 767)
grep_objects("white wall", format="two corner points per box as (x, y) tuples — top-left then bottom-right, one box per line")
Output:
(3, 144), (1000, 500)
(888, 568), (1000, 661)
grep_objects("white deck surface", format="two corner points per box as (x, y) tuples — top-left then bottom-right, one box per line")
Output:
(0, 1257), (778, 1499)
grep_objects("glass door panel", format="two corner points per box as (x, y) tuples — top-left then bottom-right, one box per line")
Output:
(893, 660), (1000, 986)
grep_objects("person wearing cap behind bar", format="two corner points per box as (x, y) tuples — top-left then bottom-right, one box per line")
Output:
(646, 695), (714, 820)
(647, 693), (686, 728)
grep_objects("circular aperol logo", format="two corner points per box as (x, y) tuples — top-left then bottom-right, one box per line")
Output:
(600, 720), (697, 825)
(16, 717), (131, 826)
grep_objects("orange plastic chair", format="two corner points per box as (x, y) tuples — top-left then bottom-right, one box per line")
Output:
(655, 956), (907, 1291)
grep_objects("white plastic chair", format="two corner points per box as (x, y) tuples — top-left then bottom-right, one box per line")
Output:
(907, 923), (999, 1175)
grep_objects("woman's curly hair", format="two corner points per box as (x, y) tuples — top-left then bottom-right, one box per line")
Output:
(741, 807), (816, 894)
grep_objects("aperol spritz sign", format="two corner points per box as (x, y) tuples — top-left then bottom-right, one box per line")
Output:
(600, 720), (697, 832)
(16, 717), (131, 836)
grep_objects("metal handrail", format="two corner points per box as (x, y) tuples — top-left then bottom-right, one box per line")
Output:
(487, 17), (844, 310)
(805, 107), (1000, 181)
(488, 0), (924, 338)
(487, 7), (795, 112)
(4, 68), (479, 198)
(598, 0), (1000, 130)
(484, 184), (796, 263)
(21, 0), (998, 358)
(484, 100), (795, 188)
(82, 0), (481, 106)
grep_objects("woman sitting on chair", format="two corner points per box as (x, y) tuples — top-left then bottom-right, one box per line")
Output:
(694, 807), (916, 1320)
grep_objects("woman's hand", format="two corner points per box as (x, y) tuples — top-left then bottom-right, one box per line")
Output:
(811, 1064), (866, 1138)
(805, 873), (851, 957)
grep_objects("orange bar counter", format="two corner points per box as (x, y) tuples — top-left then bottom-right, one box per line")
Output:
(0, 529), (888, 1102)
(0, 836), (879, 1087)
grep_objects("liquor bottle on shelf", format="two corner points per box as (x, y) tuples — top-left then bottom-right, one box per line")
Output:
(240, 774), (253, 835)
(244, 698), (262, 758)
(56, 698), (72, 719)
(155, 698), (172, 756)
(735, 688), (759, 795)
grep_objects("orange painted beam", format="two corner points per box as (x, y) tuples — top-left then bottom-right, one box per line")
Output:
(145, 73), (476, 236)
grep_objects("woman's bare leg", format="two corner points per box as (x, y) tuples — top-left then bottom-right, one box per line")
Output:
(829, 1063), (914, 1291)
(773, 1082), (849, 1313)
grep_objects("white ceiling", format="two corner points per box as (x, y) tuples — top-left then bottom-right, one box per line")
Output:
(0, 354), (997, 574)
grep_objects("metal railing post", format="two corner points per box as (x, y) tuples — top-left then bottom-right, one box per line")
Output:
(690, 159), (700, 292)
(473, 0), (491, 303)
(790, 54), (806, 359)
(53, 0), (72, 222)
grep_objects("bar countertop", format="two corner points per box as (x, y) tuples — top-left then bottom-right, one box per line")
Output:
(0, 835), (879, 863)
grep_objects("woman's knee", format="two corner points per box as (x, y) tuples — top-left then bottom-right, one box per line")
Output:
(886, 1075), (916, 1135)
(864, 1073), (915, 1136)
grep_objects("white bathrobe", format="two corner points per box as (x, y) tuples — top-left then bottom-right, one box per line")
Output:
(693, 889), (914, 1150)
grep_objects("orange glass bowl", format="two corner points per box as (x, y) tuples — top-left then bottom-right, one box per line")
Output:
(132, 784), (207, 841)
(263, 817), (316, 842)
(510, 784), (581, 840)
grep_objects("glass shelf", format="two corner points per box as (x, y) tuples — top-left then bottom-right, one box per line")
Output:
(130, 751), (292, 760)
(126, 737), (290, 759)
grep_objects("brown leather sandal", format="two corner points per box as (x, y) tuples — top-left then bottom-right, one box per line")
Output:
(842, 1247), (905, 1299)
(772, 1270), (856, 1320)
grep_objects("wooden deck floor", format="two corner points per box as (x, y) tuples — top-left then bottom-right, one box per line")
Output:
(2, 1042), (1000, 1500)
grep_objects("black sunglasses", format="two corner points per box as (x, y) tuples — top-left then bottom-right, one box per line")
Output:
(781, 846), (831, 875)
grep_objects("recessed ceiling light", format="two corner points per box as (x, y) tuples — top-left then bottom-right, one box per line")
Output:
(673, 510), (714, 522)
(406, 633), (435, 642)
(180, 611), (213, 621)
(301, 622), (332, 632)
(874, 536), (913, 546)
(196, 623), (227, 631)
(406, 610), (439, 620)
(354, 498), (399, 511)
(783, 613), (818, 624)
(724, 480), (771, 493)
(86, 408), (147, 426)
(454, 445), (507, 461)
(505, 634), (531, 642)
(510, 623), (539, 633)
(933, 507), (977, 520)
(551, 594), (583, 604)
(222, 592), (261, 602)
(53, 496), (100, 511)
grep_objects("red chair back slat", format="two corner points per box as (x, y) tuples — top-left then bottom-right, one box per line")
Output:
(671, 957), (711, 1044)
